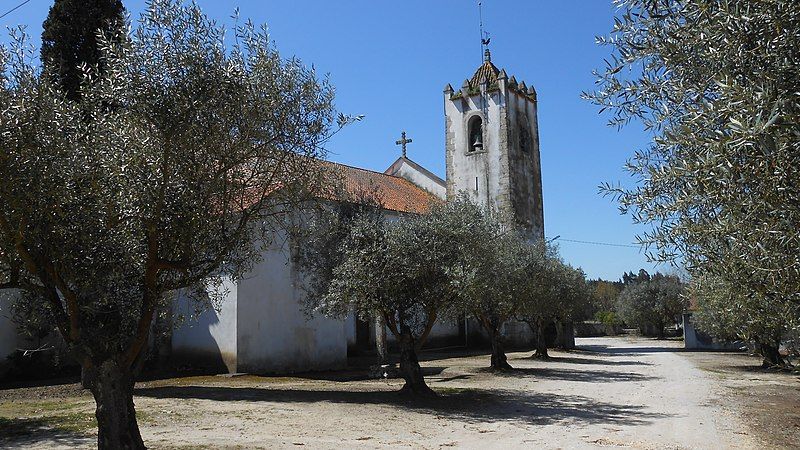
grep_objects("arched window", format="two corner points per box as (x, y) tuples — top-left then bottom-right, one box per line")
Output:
(467, 116), (483, 153)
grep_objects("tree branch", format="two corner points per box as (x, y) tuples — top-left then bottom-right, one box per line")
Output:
(415, 309), (438, 353)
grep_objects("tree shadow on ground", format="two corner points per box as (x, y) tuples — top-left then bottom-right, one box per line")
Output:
(0, 417), (92, 448)
(488, 367), (659, 383)
(134, 385), (667, 427)
(289, 366), (446, 383)
(509, 355), (652, 367)
(576, 344), (684, 356)
(431, 374), (472, 383)
(721, 363), (798, 375)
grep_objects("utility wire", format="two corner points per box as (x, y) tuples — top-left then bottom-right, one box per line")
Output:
(0, 0), (31, 20)
(548, 237), (641, 249)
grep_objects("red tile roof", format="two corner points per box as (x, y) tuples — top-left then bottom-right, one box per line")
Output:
(469, 59), (501, 88)
(322, 161), (441, 214)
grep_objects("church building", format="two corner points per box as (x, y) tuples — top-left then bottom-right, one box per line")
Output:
(170, 49), (546, 374)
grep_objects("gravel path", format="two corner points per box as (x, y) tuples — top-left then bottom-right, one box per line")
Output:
(1, 336), (759, 449)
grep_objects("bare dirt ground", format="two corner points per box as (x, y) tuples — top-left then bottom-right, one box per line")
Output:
(1, 336), (797, 449)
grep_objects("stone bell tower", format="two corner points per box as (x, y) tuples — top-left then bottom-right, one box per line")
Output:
(444, 49), (544, 239)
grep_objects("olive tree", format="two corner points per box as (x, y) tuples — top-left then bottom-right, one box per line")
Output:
(518, 248), (588, 359)
(442, 199), (531, 370)
(0, 1), (347, 447)
(616, 273), (686, 339)
(293, 182), (388, 363)
(585, 1), (800, 342)
(302, 199), (482, 396)
(692, 274), (798, 367)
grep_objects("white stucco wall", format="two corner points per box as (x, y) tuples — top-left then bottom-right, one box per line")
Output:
(172, 278), (238, 372)
(502, 319), (536, 348)
(381, 317), (463, 348)
(236, 230), (348, 374)
(385, 157), (447, 199)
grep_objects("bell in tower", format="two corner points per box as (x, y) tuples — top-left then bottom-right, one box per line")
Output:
(468, 116), (484, 152)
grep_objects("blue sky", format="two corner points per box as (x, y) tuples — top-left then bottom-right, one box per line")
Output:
(1, 0), (664, 280)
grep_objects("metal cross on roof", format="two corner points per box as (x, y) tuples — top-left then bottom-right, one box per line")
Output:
(395, 131), (413, 158)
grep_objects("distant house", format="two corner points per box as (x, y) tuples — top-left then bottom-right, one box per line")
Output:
(682, 296), (742, 351)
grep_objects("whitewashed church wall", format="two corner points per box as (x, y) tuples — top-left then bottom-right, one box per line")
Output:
(502, 319), (535, 348)
(383, 318), (463, 348)
(388, 159), (446, 199)
(427, 319), (463, 345)
(463, 317), (535, 349)
(171, 278), (238, 373)
(235, 230), (348, 374)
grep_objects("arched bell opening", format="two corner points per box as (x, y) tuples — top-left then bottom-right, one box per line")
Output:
(467, 115), (484, 153)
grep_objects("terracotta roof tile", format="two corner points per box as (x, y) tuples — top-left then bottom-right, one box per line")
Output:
(469, 60), (500, 88)
(322, 161), (441, 214)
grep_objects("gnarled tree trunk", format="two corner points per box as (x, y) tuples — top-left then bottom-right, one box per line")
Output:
(759, 341), (786, 368)
(84, 359), (145, 450)
(489, 329), (512, 370)
(479, 314), (512, 370)
(375, 315), (388, 365)
(532, 318), (549, 359)
(397, 329), (436, 397)
(656, 320), (666, 340)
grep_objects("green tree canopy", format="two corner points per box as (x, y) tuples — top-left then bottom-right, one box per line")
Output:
(517, 249), (589, 358)
(692, 274), (795, 367)
(616, 273), (686, 339)
(300, 197), (491, 395)
(585, 0), (800, 356)
(0, 1), (345, 447)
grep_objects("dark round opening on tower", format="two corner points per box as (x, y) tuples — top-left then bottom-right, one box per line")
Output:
(468, 116), (483, 152)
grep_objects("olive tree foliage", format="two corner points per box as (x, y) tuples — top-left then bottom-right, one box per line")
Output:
(517, 249), (589, 359)
(448, 201), (532, 370)
(692, 274), (796, 367)
(293, 180), (385, 320)
(584, 1), (800, 343)
(299, 197), (487, 396)
(0, 0), (350, 447)
(616, 273), (687, 339)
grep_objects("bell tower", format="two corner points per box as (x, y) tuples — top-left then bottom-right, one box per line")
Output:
(443, 49), (544, 239)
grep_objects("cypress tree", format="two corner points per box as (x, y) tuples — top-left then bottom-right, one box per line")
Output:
(41, 0), (125, 101)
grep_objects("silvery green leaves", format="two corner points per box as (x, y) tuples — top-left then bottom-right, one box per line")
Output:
(0, 0), (337, 382)
(615, 273), (686, 339)
(584, 0), (800, 347)
(2, 0), (342, 444)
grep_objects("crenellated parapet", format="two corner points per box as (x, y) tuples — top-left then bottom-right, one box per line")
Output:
(447, 50), (537, 103)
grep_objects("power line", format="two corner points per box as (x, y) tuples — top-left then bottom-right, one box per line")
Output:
(0, 0), (31, 20)
(548, 237), (641, 249)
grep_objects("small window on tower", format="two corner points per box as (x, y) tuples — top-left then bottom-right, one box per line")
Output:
(519, 125), (530, 153)
(468, 116), (483, 153)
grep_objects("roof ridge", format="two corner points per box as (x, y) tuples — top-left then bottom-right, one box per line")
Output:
(324, 158), (407, 180)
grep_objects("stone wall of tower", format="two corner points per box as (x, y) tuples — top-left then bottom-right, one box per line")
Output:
(444, 70), (544, 239)
(444, 85), (511, 216)
(504, 88), (544, 239)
